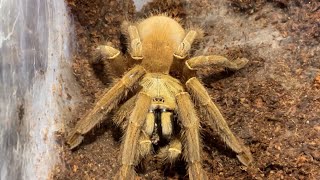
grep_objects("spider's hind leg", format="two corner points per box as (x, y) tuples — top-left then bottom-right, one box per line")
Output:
(91, 44), (130, 77)
(127, 25), (143, 60)
(174, 30), (198, 59)
(186, 55), (249, 71)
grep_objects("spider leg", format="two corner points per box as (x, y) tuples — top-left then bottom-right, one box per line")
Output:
(186, 77), (253, 166)
(156, 139), (182, 164)
(66, 66), (146, 149)
(116, 92), (151, 179)
(114, 97), (153, 158)
(174, 30), (197, 59)
(112, 94), (137, 129)
(128, 25), (143, 60)
(144, 111), (155, 136)
(161, 111), (173, 139)
(176, 92), (208, 180)
(138, 130), (153, 158)
(91, 45), (130, 77)
(92, 45), (121, 61)
(186, 55), (249, 71)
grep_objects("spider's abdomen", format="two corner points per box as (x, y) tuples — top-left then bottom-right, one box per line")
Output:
(140, 73), (184, 111)
(137, 16), (185, 48)
(136, 15), (186, 74)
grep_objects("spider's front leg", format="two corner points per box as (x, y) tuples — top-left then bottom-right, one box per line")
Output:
(156, 139), (182, 163)
(66, 66), (146, 149)
(115, 92), (151, 179)
(186, 77), (253, 166)
(176, 92), (208, 180)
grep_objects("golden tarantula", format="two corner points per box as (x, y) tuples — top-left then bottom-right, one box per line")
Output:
(67, 15), (253, 179)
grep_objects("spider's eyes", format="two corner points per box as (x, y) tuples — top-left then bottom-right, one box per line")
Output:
(152, 97), (165, 103)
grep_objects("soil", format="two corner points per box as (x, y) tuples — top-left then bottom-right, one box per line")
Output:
(53, 0), (320, 179)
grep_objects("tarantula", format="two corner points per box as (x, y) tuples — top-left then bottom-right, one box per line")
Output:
(67, 15), (253, 179)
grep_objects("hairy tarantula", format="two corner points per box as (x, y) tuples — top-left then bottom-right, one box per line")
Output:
(67, 15), (253, 179)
